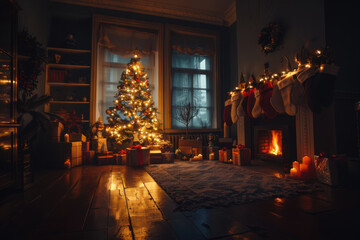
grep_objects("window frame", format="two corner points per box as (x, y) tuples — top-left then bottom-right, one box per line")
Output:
(91, 14), (164, 124)
(164, 24), (221, 133)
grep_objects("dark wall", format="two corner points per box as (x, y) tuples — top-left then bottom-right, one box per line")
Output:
(324, 1), (360, 157)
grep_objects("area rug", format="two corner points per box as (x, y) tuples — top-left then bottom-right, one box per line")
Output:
(145, 160), (323, 211)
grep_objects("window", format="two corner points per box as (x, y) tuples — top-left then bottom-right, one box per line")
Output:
(94, 20), (160, 123)
(170, 31), (217, 129)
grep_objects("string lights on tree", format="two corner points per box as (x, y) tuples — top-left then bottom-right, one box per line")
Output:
(105, 51), (162, 145)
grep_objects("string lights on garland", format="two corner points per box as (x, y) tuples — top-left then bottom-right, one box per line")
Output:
(228, 47), (338, 116)
(105, 51), (162, 145)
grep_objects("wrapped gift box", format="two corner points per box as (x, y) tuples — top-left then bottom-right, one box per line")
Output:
(113, 153), (122, 165)
(70, 133), (86, 142)
(96, 152), (113, 165)
(126, 147), (150, 167)
(162, 152), (175, 163)
(314, 155), (348, 186)
(239, 147), (251, 166)
(83, 150), (95, 165)
(82, 141), (90, 152)
(232, 148), (240, 165)
(71, 141), (82, 167)
(219, 149), (231, 163)
(91, 138), (107, 152)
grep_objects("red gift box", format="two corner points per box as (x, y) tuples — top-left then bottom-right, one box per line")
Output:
(126, 146), (150, 167)
(219, 148), (231, 163)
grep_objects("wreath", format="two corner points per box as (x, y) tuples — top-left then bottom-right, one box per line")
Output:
(258, 23), (283, 55)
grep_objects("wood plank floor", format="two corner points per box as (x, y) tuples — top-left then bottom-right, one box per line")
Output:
(1, 162), (360, 240)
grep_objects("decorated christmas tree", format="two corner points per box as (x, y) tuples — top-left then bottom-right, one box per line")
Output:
(105, 53), (162, 145)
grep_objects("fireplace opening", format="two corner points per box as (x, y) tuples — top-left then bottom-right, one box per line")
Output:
(258, 130), (283, 156)
(251, 115), (297, 167)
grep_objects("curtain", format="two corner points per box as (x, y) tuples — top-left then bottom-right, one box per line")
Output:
(96, 24), (159, 123)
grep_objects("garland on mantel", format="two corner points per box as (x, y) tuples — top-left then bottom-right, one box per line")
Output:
(227, 47), (339, 124)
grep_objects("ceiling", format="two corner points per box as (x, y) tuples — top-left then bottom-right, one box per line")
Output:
(51, 0), (236, 26)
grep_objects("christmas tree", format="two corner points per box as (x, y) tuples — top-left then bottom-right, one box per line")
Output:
(105, 53), (162, 145)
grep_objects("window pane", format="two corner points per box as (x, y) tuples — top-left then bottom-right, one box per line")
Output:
(193, 74), (209, 89)
(190, 108), (211, 128)
(172, 88), (191, 106)
(172, 72), (191, 88)
(193, 89), (211, 107)
(172, 53), (210, 70)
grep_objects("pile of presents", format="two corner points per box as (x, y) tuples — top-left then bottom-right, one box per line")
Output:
(47, 121), (175, 168)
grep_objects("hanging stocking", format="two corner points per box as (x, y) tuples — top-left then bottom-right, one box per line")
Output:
(238, 90), (248, 117)
(260, 81), (278, 119)
(277, 75), (297, 116)
(270, 83), (285, 114)
(231, 91), (242, 123)
(291, 76), (306, 107)
(251, 89), (262, 118)
(301, 65), (339, 113)
(246, 88), (256, 118)
(223, 99), (233, 126)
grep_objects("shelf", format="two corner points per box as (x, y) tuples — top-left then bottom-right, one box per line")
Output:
(50, 101), (90, 104)
(47, 63), (90, 69)
(47, 47), (91, 53)
(48, 82), (90, 86)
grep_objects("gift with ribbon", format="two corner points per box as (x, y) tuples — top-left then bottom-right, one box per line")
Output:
(232, 148), (240, 165)
(119, 149), (127, 164)
(314, 153), (348, 186)
(219, 147), (231, 163)
(126, 145), (150, 167)
(237, 145), (251, 166)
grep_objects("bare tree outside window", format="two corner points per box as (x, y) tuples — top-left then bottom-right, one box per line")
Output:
(174, 102), (199, 138)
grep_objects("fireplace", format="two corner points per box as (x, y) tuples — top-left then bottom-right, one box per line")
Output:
(252, 115), (297, 165)
(237, 106), (315, 166)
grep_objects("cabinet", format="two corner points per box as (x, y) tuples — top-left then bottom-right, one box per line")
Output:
(0, 0), (20, 191)
(45, 47), (92, 126)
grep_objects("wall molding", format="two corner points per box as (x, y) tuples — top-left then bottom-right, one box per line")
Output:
(51, 0), (234, 26)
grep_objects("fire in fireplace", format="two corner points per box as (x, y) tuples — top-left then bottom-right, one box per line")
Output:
(256, 129), (283, 158)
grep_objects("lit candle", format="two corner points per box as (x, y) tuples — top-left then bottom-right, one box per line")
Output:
(302, 156), (311, 165)
(198, 154), (203, 160)
(64, 133), (69, 142)
(209, 153), (215, 160)
(300, 163), (309, 178)
(293, 161), (300, 172)
(290, 168), (298, 177)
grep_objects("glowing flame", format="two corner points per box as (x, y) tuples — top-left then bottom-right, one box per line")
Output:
(269, 130), (282, 155)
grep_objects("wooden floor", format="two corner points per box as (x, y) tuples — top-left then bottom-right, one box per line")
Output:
(1, 162), (360, 240)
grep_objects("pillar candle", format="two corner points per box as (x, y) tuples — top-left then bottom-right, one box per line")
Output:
(292, 161), (300, 172)
(64, 133), (69, 142)
(302, 156), (311, 165)
(209, 153), (215, 160)
(300, 163), (309, 178)
(290, 168), (298, 177)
